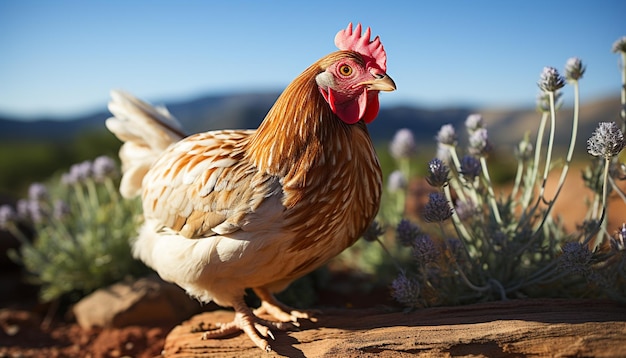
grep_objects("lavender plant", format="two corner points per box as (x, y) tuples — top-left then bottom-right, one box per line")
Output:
(0, 156), (148, 302)
(382, 37), (626, 308)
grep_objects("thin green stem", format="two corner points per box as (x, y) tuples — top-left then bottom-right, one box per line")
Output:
(479, 156), (502, 225)
(444, 185), (474, 252)
(516, 113), (550, 234)
(468, 177), (481, 210)
(522, 112), (549, 210)
(537, 91), (558, 202)
(85, 179), (100, 209)
(448, 144), (463, 173)
(596, 157), (611, 248)
(510, 160), (524, 200)
(447, 146), (469, 203)
(548, 81), (580, 201)
(104, 177), (120, 204)
(583, 157), (611, 248)
(72, 183), (89, 216)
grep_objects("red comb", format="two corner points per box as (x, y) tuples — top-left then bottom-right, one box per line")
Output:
(334, 22), (387, 72)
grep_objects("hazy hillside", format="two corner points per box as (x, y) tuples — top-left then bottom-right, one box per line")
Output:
(0, 92), (282, 143)
(1, 91), (620, 149)
(479, 95), (622, 153)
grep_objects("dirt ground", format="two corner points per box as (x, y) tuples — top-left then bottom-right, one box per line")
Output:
(0, 310), (169, 358)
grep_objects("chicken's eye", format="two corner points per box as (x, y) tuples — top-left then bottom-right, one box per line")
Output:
(338, 64), (353, 76)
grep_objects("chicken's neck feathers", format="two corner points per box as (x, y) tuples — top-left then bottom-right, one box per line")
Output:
(245, 55), (360, 181)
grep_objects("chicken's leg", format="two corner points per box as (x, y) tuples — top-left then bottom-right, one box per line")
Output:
(253, 287), (319, 325)
(199, 296), (289, 352)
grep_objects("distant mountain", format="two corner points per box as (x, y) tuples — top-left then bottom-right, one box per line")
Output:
(479, 95), (623, 151)
(0, 91), (621, 151)
(0, 111), (109, 142)
(0, 92), (282, 142)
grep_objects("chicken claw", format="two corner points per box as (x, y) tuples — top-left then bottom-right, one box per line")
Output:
(253, 288), (320, 325)
(197, 298), (290, 352)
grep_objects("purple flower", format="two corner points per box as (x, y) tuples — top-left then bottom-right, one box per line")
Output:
(92, 156), (117, 182)
(389, 128), (416, 159)
(538, 67), (565, 92)
(16, 198), (43, 223)
(412, 234), (439, 264)
(468, 128), (491, 156)
(436, 124), (457, 146)
(564, 57), (585, 82)
(396, 219), (420, 246)
(391, 272), (420, 307)
(460, 155), (481, 180)
(559, 241), (592, 275)
(64, 161), (93, 185)
(0, 205), (16, 229)
(587, 122), (625, 159)
(426, 158), (449, 188)
(465, 114), (483, 133)
(423, 192), (453, 223)
(28, 183), (49, 201)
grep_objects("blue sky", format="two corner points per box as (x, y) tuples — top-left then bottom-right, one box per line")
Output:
(0, 1), (624, 120)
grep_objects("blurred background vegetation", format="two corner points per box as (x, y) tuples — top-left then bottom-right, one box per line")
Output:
(0, 130), (120, 197)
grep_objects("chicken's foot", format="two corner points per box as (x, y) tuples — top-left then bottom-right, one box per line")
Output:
(198, 298), (290, 352)
(253, 287), (320, 325)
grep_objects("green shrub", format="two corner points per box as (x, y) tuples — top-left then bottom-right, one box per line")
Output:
(0, 156), (149, 302)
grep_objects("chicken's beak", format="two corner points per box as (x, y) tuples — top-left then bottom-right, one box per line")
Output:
(359, 74), (396, 92)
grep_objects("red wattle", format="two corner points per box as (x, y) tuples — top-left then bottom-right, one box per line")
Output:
(320, 87), (379, 125)
(362, 94), (379, 124)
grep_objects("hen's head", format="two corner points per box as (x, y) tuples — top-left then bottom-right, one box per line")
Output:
(316, 23), (396, 124)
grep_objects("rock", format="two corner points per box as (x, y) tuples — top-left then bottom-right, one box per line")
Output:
(73, 275), (201, 329)
(163, 298), (626, 357)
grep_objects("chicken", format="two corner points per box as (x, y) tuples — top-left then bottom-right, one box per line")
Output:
(105, 23), (395, 352)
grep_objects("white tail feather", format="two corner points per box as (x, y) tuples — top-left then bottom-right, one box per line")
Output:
(105, 90), (185, 198)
